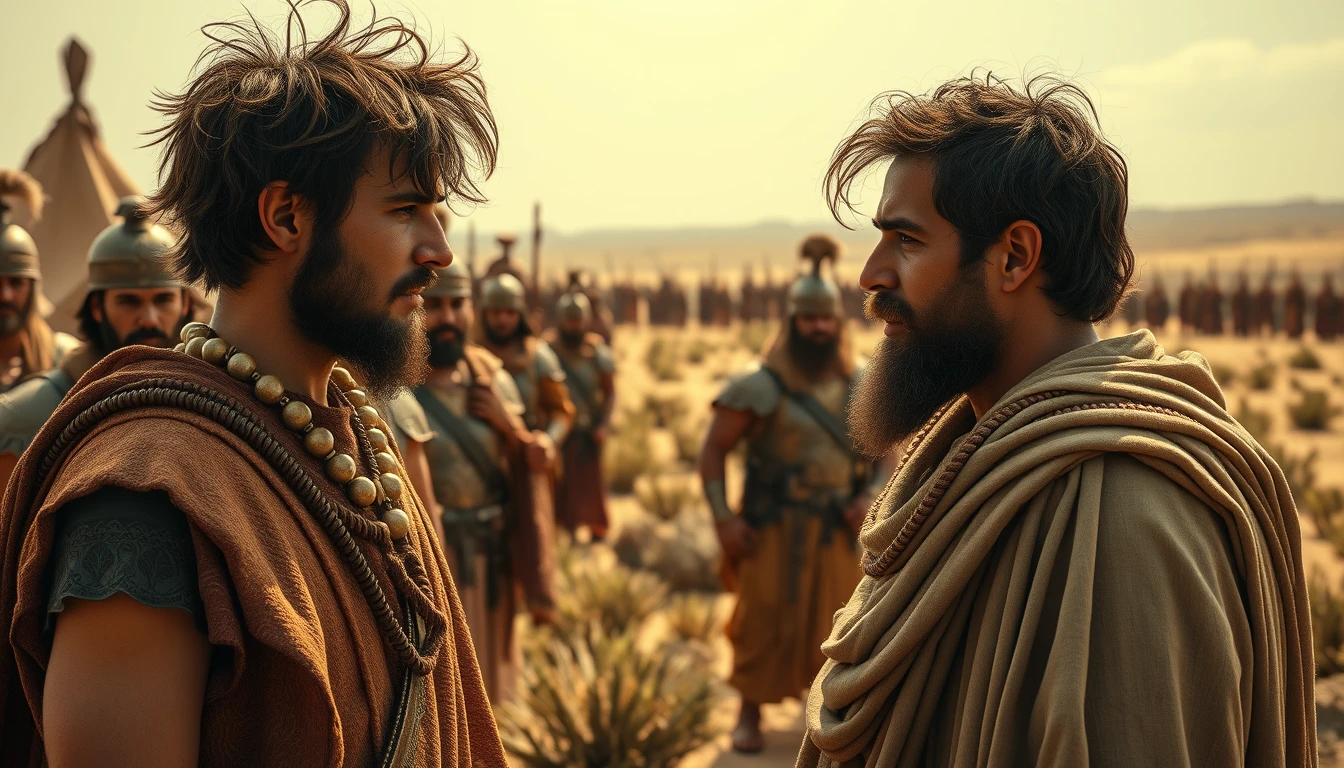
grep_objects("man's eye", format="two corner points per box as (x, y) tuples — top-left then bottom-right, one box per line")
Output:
(898, 234), (918, 245)
(396, 205), (417, 216)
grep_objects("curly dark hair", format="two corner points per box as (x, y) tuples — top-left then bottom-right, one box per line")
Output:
(825, 72), (1133, 323)
(147, 0), (498, 292)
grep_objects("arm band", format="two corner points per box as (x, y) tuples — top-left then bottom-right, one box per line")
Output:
(704, 477), (734, 522)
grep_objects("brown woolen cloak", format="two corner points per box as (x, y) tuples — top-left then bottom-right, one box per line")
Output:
(0, 347), (505, 767)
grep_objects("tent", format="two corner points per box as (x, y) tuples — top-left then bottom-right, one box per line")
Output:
(18, 38), (139, 334)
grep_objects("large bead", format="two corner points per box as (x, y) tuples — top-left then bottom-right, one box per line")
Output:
(379, 472), (404, 502)
(304, 427), (335, 457)
(227, 352), (257, 381)
(173, 342), (186, 353)
(366, 427), (390, 454)
(346, 476), (378, 507)
(381, 508), (410, 540)
(356, 405), (383, 429)
(180, 322), (211, 342)
(331, 367), (358, 391)
(202, 337), (230, 365)
(325, 453), (357, 484)
(282, 400), (313, 431)
(375, 451), (399, 474)
(254, 374), (285, 404)
(345, 389), (369, 408)
(184, 336), (207, 358)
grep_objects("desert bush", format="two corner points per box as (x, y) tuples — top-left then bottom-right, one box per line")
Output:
(612, 505), (722, 593)
(554, 546), (667, 637)
(664, 593), (723, 646)
(1290, 346), (1323, 370)
(1266, 443), (1319, 502)
(645, 337), (683, 382)
(499, 625), (721, 768)
(1313, 570), (1344, 678)
(685, 338), (713, 365)
(1210, 363), (1237, 387)
(1248, 362), (1277, 391)
(1234, 399), (1273, 443)
(635, 472), (701, 522)
(672, 413), (707, 465)
(1288, 389), (1340, 430)
(644, 392), (688, 430)
(604, 409), (654, 494)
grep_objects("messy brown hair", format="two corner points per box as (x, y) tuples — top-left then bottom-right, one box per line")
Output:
(825, 72), (1132, 323)
(147, 0), (498, 291)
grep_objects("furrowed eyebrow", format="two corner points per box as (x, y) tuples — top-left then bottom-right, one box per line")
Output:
(381, 191), (440, 205)
(872, 216), (927, 234)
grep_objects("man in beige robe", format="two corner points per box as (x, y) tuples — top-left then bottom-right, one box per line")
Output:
(798, 75), (1313, 767)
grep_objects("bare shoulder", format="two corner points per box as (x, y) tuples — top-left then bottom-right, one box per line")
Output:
(713, 363), (780, 417)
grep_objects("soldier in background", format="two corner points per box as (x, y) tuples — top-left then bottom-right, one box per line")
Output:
(0, 196), (192, 484)
(1198, 271), (1224, 335)
(475, 273), (574, 469)
(1252, 270), (1278, 336)
(1316, 273), (1341, 342)
(699, 235), (885, 753)
(739, 265), (757, 324)
(1284, 270), (1307, 339)
(1231, 272), (1253, 337)
(1144, 275), (1171, 332)
(546, 288), (617, 541)
(387, 260), (556, 702)
(1178, 272), (1198, 334)
(0, 170), (78, 392)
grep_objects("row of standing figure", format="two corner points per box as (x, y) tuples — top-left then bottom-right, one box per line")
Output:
(1117, 272), (1343, 340)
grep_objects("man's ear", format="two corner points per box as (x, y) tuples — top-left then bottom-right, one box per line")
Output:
(257, 182), (309, 256)
(90, 294), (104, 324)
(993, 219), (1043, 294)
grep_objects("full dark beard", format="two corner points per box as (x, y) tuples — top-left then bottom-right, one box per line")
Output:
(100, 323), (173, 352)
(849, 272), (1004, 459)
(427, 324), (465, 368)
(289, 224), (431, 400)
(559, 328), (585, 348)
(786, 319), (839, 372)
(0, 298), (30, 337)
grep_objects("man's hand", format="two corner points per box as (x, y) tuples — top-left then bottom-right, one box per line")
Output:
(467, 386), (514, 435)
(715, 516), (759, 562)
(844, 494), (872, 537)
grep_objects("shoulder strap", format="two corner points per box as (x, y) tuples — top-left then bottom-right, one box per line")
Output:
(760, 367), (855, 456)
(553, 352), (597, 413)
(412, 386), (505, 490)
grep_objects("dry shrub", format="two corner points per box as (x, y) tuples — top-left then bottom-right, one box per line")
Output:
(1307, 487), (1344, 560)
(1290, 346), (1323, 370)
(685, 338), (713, 365)
(1288, 389), (1340, 431)
(1210, 363), (1236, 387)
(1314, 570), (1344, 678)
(645, 336), (683, 382)
(672, 413), (707, 465)
(664, 593), (723, 645)
(738, 321), (771, 354)
(1234, 399), (1272, 443)
(1248, 362), (1277, 391)
(554, 546), (667, 637)
(612, 505), (722, 593)
(1265, 442), (1318, 501)
(635, 472), (701, 522)
(604, 409), (654, 494)
(644, 392), (688, 429)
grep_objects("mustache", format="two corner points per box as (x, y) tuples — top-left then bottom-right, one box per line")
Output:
(429, 323), (463, 340)
(123, 327), (171, 346)
(865, 291), (916, 327)
(388, 266), (439, 303)
(0, 303), (21, 315)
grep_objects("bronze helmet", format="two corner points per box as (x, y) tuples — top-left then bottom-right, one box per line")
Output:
(425, 258), (473, 299)
(787, 234), (843, 317)
(556, 290), (592, 323)
(0, 169), (43, 282)
(479, 273), (528, 313)
(87, 197), (181, 291)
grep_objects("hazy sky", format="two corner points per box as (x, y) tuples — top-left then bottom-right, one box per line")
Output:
(4, 0), (1342, 236)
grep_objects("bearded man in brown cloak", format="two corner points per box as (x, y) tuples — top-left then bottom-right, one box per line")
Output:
(0, 3), (507, 766)
(797, 75), (1314, 767)
(701, 235), (889, 753)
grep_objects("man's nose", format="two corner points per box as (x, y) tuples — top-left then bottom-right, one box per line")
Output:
(859, 245), (899, 293)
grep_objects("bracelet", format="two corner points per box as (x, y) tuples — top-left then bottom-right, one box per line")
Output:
(704, 478), (734, 522)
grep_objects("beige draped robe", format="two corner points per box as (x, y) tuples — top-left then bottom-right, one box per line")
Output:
(798, 330), (1314, 767)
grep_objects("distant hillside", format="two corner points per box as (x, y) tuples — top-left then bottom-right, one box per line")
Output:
(463, 200), (1344, 278)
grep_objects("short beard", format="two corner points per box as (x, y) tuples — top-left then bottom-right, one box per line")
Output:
(558, 328), (585, 347)
(786, 318), (839, 373)
(427, 324), (465, 369)
(289, 223), (431, 400)
(483, 320), (526, 347)
(0, 297), (31, 337)
(99, 323), (173, 352)
(849, 268), (1003, 458)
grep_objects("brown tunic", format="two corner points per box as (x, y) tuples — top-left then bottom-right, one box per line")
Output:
(0, 347), (505, 767)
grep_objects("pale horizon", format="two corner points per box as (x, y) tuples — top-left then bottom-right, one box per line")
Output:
(4, 0), (1342, 238)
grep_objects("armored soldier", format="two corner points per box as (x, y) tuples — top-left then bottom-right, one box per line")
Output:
(0, 196), (191, 484)
(545, 289), (617, 541)
(1285, 270), (1307, 339)
(1252, 270), (1278, 336)
(1198, 271), (1224, 335)
(475, 272), (574, 465)
(0, 169), (78, 392)
(1316, 273), (1341, 342)
(386, 261), (555, 702)
(1232, 272), (1253, 336)
(1144, 275), (1171, 332)
(698, 235), (886, 753)
(1178, 272), (1198, 334)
